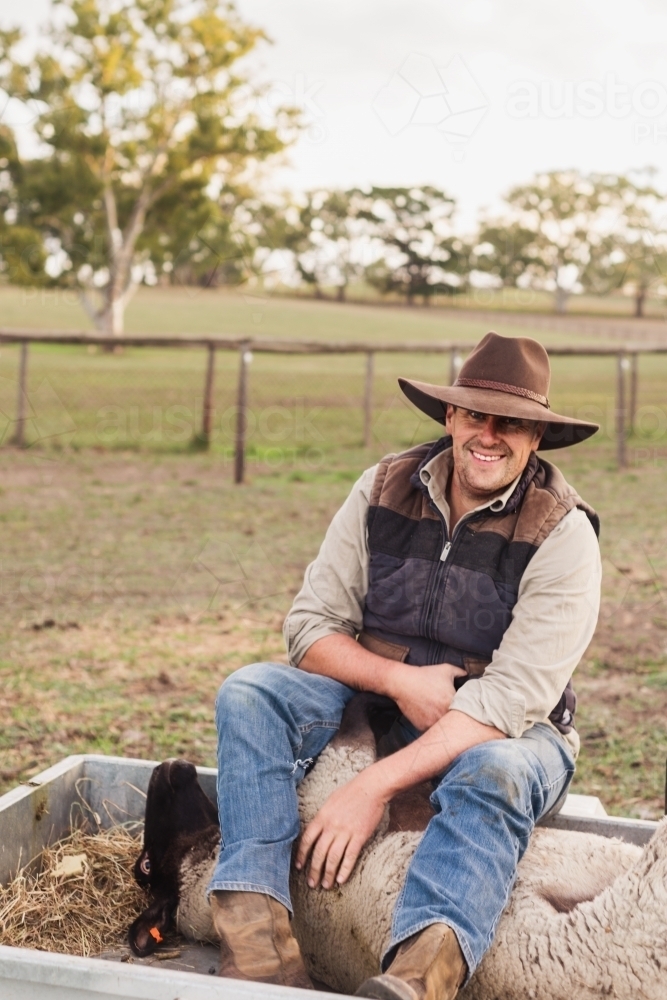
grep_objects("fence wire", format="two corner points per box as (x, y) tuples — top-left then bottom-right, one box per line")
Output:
(0, 339), (666, 474)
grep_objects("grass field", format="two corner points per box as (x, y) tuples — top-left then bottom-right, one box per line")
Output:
(1, 286), (667, 821)
(305, 283), (667, 318)
(2, 283), (666, 330)
(2, 284), (667, 341)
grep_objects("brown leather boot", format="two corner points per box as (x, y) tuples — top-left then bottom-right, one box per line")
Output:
(355, 924), (466, 1000)
(210, 890), (313, 988)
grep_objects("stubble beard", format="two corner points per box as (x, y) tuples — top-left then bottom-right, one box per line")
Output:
(454, 440), (518, 504)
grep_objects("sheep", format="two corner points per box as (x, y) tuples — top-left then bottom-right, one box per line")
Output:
(130, 696), (666, 999)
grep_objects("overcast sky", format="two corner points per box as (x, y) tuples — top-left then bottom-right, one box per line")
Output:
(6, 0), (667, 229)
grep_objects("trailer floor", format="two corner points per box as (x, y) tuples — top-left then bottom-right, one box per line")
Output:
(100, 940), (336, 990)
(100, 939), (221, 976)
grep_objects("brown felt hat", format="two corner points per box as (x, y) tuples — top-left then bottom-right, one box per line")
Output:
(399, 332), (599, 450)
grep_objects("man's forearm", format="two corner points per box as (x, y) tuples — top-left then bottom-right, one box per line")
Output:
(367, 709), (506, 799)
(301, 635), (505, 790)
(299, 633), (471, 733)
(298, 633), (400, 698)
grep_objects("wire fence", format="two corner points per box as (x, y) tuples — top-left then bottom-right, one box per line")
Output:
(1, 329), (666, 474)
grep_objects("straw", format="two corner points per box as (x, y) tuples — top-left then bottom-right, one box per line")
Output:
(0, 826), (146, 957)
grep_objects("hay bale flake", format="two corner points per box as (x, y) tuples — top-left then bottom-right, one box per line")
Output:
(0, 826), (145, 957)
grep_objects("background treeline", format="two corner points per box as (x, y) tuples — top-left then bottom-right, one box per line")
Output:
(0, 0), (666, 334)
(215, 175), (667, 318)
(4, 156), (666, 320)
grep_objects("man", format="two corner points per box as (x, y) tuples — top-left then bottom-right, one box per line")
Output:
(207, 332), (601, 1000)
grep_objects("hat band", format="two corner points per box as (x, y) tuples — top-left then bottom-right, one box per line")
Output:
(454, 377), (549, 409)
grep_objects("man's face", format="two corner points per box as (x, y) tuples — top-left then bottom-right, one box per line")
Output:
(446, 405), (546, 500)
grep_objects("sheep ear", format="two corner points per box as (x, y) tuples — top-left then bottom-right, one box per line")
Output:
(128, 896), (176, 957)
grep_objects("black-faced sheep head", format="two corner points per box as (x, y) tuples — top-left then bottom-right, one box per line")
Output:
(128, 758), (219, 957)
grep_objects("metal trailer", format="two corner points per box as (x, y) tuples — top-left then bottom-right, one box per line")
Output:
(0, 754), (660, 999)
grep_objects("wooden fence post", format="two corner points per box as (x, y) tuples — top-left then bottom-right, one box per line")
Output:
(363, 351), (374, 447)
(200, 343), (216, 447)
(616, 352), (628, 469)
(234, 342), (251, 484)
(629, 352), (638, 434)
(450, 348), (463, 385)
(12, 342), (28, 448)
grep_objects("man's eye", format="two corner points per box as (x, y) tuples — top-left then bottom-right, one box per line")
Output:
(502, 419), (526, 430)
(468, 411), (486, 421)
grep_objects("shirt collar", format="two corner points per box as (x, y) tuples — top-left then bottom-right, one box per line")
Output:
(419, 445), (523, 527)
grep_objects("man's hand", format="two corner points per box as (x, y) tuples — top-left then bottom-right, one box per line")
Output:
(386, 662), (467, 732)
(300, 636), (467, 732)
(295, 770), (387, 890)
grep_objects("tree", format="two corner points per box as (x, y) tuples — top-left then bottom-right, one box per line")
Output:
(146, 180), (257, 288)
(356, 187), (468, 305)
(248, 189), (365, 301)
(295, 190), (365, 301)
(471, 221), (539, 289)
(494, 170), (648, 313)
(0, 126), (49, 287)
(587, 236), (667, 317)
(579, 173), (667, 317)
(0, 0), (297, 335)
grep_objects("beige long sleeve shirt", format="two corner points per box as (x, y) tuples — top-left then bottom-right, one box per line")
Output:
(284, 447), (601, 757)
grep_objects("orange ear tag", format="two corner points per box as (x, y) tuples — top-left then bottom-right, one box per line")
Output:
(149, 926), (163, 944)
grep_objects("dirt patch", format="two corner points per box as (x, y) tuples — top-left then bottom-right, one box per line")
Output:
(0, 613), (287, 786)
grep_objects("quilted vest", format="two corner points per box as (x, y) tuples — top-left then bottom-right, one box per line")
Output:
(361, 437), (599, 734)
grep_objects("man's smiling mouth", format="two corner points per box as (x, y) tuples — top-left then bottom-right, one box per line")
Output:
(471, 451), (504, 463)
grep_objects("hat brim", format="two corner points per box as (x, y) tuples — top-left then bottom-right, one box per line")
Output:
(398, 378), (600, 451)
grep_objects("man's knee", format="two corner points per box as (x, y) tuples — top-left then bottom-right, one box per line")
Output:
(215, 662), (291, 723)
(434, 738), (536, 808)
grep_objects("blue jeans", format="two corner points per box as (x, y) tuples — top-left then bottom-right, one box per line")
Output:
(208, 662), (575, 979)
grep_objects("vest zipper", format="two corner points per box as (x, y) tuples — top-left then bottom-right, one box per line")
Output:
(423, 504), (484, 640)
(422, 503), (448, 637)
